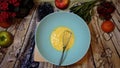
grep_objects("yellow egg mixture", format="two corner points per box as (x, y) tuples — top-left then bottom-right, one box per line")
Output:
(50, 27), (74, 51)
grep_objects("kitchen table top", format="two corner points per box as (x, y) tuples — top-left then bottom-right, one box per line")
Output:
(0, 0), (120, 68)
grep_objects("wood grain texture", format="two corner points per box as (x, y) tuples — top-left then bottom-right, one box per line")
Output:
(90, 5), (120, 68)
(0, 0), (120, 68)
(0, 7), (37, 68)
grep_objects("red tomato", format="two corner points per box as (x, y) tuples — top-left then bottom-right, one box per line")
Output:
(101, 20), (115, 33)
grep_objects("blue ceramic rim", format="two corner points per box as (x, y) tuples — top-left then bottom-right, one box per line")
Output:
(35, 11), (91, 66)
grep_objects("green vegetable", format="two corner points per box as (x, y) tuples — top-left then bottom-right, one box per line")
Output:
(70, 0), (98, 24)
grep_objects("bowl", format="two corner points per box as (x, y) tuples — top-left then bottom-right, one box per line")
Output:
(35, 12), (91, 66)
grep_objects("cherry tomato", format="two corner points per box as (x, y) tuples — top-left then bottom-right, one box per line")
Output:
(101, 20), (115, 33)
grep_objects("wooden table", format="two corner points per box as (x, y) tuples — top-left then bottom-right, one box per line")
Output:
(0, 0), (120, 68)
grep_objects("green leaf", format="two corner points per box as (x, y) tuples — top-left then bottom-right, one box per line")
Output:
(70, 0), (98, 24)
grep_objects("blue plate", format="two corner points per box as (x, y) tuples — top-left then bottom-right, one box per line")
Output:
(35, 12), (91, 66)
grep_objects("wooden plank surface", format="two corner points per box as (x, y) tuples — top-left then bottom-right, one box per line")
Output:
(0, 7), (37, 68)
(0, 0), (120, 68)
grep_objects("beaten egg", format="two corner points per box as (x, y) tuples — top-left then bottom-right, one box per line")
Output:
(50, 26), (74, 51)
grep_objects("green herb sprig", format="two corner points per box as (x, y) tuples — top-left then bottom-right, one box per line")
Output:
(70, 1), (98, 24)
